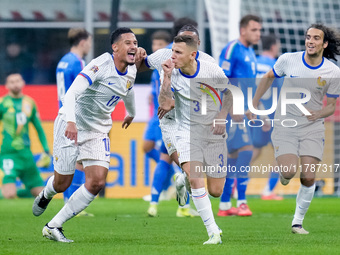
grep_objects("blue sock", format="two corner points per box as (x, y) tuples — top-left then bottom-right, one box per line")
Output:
(269, 172), (279, 192)
(236, 150), (253, 201)
(146, 148), (160, 163)
(220, 158), (237, 203)
(63, 169), (85, 203)
(151, 160), (171, 203)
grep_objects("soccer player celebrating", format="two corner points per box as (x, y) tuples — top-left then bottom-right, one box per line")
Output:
(56, 28), (93, 213)
(0, 73), (50, 199)
(32, 27), (138, 242)
(158, 35), (232, 244)
(247, 24), (340, 234)
(218, 14), (262, 217)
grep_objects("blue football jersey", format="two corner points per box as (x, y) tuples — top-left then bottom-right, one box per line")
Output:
(256, 55), (282, 119)
(56, 52), (85, 108)
(151, 69), (160, 117)
(219, 40), (257, 110)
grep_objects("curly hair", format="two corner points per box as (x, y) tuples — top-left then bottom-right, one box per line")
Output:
(307, 24), (340, 61)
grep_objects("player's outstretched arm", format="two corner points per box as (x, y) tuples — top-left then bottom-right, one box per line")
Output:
(158, 59), (175, 119)
(246, 69), (275, 120)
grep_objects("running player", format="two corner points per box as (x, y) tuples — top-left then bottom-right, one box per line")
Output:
(56, 28), (93, 210)
(32, 27), (138, 242)
(247, 24), (340, 234)
(158, 35), (232, 244)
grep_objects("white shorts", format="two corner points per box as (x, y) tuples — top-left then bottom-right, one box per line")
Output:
(176, 135), (228, 178)
(53, 115), (111, 175)
(159, 116), (177, 156)
(271, 127), (325, 161)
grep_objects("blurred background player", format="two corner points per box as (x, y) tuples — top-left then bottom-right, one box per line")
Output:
(143, 30), (171, 167)
(145, 20), (208, 218)
(56, 28), (93, 216)
(218, 14), (262, 217)
(250, 34), (283, 200)
(0, 73), (50, 199)
(248, 23), (340, 234)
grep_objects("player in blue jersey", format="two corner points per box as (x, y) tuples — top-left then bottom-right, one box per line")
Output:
(56, 28), (92, 214)
(250, 34), (283, 200)
(218, 14), (262, 217)
(143, 30), (171, 164)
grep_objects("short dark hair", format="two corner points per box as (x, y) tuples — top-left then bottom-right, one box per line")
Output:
(240, 14), (262, 28)
(306, 24), (340, 61)
(151, 30), (172, 43)
(68, 28), (91, 47)
(5, 72), (23, 83)
(261, 34), (278, 51)
(178, 24), (200, 39)
(110, 27), (134, 45)
(172, 17), (198, 38)
(173, 35), (198, 49)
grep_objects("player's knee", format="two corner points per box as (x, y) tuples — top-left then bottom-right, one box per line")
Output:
(301, 178), (315, 187)
(3, 190), (16, 199)
(143, 141), (153, 153)
(89, 180), (106, 193)
(208, 186), (223, 198)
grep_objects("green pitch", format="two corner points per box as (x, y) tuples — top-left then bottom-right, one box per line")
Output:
(0, 197), (339, 255)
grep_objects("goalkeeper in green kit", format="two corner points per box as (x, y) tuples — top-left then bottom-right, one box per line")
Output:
(0, 73), (51, 199)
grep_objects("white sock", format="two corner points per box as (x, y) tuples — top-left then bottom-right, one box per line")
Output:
(237, 199), (247, 207)
(262, 183), (271, 196)
(44, 175), (57, 199)
(48, 184), (95, 228)
(219, 202), (232, 210)
(191, 187), (219, 236)
(292, 184), (315, 226)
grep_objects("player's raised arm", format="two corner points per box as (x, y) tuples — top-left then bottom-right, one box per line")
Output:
(246, 69), (275, 120)
(158, 59), (175, 119)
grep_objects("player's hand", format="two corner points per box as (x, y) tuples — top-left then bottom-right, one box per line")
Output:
(262, 118), (272, 132)
(135, 47), (147, 67)
(161, 59), (175, 76)
(36, 152), (52, 168)
(305, 110), (320, 121)
(122, 115), (134, 129)
(245, 109), (256, 121)
(158, 100), (175, 119)
(211, 112), (227, 135)
(65, 122), (78, 144)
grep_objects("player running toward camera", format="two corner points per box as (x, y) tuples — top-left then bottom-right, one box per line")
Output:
(158, 35), (232, 245)
(32, 27), (138, 242)
(218, 14), (262, 217)
(56, 28), (94, 216)
(140, 23), (214, 218)
(247, 24), (340, 234)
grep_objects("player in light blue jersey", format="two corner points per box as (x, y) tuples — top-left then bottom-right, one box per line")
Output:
(250, 34), (283, 201)
(218, 14), (262, 217)
(143, 30), (171, 164)
(56, 28), (92, 213)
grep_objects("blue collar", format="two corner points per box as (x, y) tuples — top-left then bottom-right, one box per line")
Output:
(302, 51), (324, 70)
(179, 60), (200, 78)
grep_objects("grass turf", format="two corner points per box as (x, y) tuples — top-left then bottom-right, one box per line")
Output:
(0, 197), (339, 255)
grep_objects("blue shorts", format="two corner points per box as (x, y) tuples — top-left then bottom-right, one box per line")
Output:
(144, 116), (162, 142)
(226, 115), (252, 154)
(251, 126), (273, 148)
